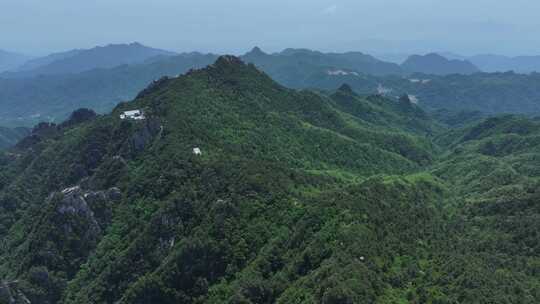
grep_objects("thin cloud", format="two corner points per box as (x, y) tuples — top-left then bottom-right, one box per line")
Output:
(321, 4), (338, 15)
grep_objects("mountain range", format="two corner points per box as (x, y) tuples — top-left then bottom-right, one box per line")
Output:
(0, 56), (539, 303)
(401, 53), (480, 75)
(0, 50), (30, 73)
(439, 52), (540, 74)
(2, 44), (540, 128)
(2, 42), (177, 78)
(243, 47), (404, 78)
(299, 70), (540, 115)
(469, 54), (540, 73)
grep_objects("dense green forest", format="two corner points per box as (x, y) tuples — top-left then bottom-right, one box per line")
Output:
(0, 57), (539, 303)
(294, 71), (540, 115)
(0, 53), (218, 127)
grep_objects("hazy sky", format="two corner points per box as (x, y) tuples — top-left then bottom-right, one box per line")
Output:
(2, 0), (540, 56)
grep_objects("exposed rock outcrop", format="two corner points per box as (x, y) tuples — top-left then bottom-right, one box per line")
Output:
(128, 118), (162, 154)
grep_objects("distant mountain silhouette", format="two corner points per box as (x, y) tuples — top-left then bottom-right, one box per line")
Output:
(0, 49), (30, 72)
(435, 53), (540, 74)
(242, 47), (404, 77)
(5, 45), (540, 127)
(0, 52), (218, 126)
(0, 126), (30, 149)
(402, 53), (480, 75)
(15, 49), (84, 72)
(469, 54), (540, 73)
(3, 42), (177, 78)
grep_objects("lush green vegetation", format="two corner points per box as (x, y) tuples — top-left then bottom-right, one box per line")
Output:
(0, 53), (218, 127)
(295, 71), (540, 115)
(0, 57), (539, 303)
(3, 46), (540, 127)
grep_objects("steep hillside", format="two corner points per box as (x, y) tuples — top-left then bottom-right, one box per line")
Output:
(402, 53), (481, 75)
(0, 53), (218, 126)
(2, 43), (176, 78)
(0, 56), (438, 303)
(1, 57), (539, 303)
(329, 84), (441, 135)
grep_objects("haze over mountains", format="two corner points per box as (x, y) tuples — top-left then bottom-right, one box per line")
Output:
(3, 0), (540, 302)
(439, 52), (540, 74)
(3, 43), (540, 128)
(1, 55), (540, 303)
(2, 42), (177, 78)
(0, 50), (30, 73)
(469, 54), (540, 74)
(0, 126), (29, 149)
(401, 53), (480, 75)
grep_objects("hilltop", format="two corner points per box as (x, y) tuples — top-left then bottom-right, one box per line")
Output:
(0, 52), (218, 127)
(4, 46), (540, 128)
(402, 53), (480, 75)
(242, 47), (404, 79)
(0, 57), (539, 303)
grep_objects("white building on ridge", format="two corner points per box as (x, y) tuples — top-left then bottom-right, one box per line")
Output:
(120, 110), (145, 120)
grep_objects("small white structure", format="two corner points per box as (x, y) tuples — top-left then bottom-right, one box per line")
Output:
(377, 83), (392, 96)
(192, 147), (202, 156)
(327, 69), (359, 76)
(120, 109), (145, 120)
(408, 94), (420, 104)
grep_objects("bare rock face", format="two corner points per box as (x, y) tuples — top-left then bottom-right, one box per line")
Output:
(7, 186), (123, 304)
(55, 186), (102, 243)
(128, 118), (162, 153)
(55, 186), (122, 232)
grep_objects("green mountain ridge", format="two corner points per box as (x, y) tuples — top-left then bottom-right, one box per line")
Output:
(301, 71), (540, 115)
(3, 47), (540, 128)
(401, 53), (480, 75)
(0, 56), (539, 303)
(0, 53), (219, 127)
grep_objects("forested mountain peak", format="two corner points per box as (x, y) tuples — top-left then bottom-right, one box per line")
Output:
(0, 56), (540, 303)
(337, 83), (355, 94)
(245, 46), (266, 56)
(402, 53), (481, 75)
(213, 55), (250, 68)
